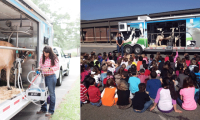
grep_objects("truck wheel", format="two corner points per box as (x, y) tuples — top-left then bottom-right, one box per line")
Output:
(124, 45), (132, 54)
(64, 70), (69, 76)
(133, 45), (143, 54)
(56, 70), (62, 86)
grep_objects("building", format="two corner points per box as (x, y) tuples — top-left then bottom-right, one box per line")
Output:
(81, 8), (200, 43)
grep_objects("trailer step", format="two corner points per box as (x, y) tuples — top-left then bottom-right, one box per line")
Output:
(0, 93), (30, 120)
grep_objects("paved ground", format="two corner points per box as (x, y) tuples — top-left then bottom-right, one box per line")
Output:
(11, 57), (79, 120)
(81, 102), (200, 120)
(81, 43), (200, 120)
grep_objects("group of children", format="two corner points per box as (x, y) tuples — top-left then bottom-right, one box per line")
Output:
(80, 50), (200, 113)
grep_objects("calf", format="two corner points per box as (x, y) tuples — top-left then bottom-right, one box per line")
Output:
(0, 41), (33, 90)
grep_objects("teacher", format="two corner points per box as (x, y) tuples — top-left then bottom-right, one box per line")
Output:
(37, 46), (59, 117)
(116, 33), (124, 57)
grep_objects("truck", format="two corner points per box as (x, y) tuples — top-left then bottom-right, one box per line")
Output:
(118, 14), (200, 54)
(53, 47), (70, 86)
(0, 0), (69, 119)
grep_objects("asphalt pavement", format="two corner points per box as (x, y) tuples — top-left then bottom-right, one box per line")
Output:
(11, 57), (80, 120)
(81, 102), (200, 120)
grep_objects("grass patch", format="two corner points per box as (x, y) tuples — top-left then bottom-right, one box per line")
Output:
(51, 78), (80, 120)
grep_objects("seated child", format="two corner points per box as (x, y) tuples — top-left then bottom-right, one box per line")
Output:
(88, 77), (102, 107)
(80, 83), (88, 105)
(144, 64), (150, 76)
(128, 68), (140, 95)
(107, 61), (115, 75)
(146, 71), (161, 99)
(103, 71), (115, 87)
(137, 69), (149, 83)
(116, 80), (132, 109)
(100, 65), (107, 87)
(132, 83), (153, 113)
(91, 67), (101, 87)
(194, 66), (200, 83)
(177, 77), (197, 110)
(101, 79), (118, 106)
(150, 78), (182, 113)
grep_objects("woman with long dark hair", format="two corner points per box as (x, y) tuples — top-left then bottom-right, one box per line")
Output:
(37, 46), (59, 117)
(150, 77), (182, 113)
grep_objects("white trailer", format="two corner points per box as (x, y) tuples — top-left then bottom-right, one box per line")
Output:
(118, 14), (200, 54)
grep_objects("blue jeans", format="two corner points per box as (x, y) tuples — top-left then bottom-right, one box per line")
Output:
(133, 100), (153, 113)
(195, 91), (200, 102)
(90, 99), (102, 107)
(117, 45), (124, 57)
(176, 97), (183, 107)
(40, 74), (57, 114)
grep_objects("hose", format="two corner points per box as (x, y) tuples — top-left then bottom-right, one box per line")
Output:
(17, 60), (48, 106)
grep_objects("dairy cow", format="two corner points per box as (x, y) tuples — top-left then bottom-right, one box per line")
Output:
(0, 41), (32, 90)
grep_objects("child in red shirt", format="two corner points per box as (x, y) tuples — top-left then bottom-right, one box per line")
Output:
(103, 71), (114, 87)
(144, 64), (150, 76)
(80, 83), (88, 104)
(88, 77), (102, 107)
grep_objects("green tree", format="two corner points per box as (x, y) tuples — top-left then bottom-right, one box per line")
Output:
(31, 0), (79, 51)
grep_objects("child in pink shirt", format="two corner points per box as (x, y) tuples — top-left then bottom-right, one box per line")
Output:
(137, 69), (149, 83)
(185, 55), (190, 67)
(177, 77), (197, 110)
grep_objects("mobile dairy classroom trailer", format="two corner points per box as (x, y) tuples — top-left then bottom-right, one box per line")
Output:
(0, 0), (54, 119)
(118, 14), (200, 54)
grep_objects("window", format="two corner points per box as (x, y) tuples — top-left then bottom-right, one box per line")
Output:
(120, 24), (124, 29)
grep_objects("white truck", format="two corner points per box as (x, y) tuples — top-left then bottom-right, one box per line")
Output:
(0, 0), (70, 119)
(53, 47), (70, 86)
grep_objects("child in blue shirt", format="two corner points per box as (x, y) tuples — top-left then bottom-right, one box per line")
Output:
(128, 68), (140, 94)
(146, 71), (162, 99)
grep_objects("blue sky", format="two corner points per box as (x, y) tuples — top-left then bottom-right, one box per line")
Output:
(81, 0), (200, 20)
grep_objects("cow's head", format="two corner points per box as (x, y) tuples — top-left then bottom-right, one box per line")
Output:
(18, 50), (34, 62)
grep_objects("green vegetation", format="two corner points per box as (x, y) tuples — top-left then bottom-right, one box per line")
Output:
(51, 79), (80, 120)
(31, 0), (80, 51)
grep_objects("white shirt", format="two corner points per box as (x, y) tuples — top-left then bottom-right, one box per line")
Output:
(158, 89), (173, 111)
(93, 74), (100, 83)
(108, 67), (115, 75)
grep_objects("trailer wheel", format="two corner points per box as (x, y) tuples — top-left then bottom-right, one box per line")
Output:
(133, 45), (143, 54)
(124, 45), (132, 54)
(56, 70), (62, 86)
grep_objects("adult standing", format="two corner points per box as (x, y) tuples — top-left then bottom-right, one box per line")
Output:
(116, 33), (124, 57)
(37, 46), (59, 117)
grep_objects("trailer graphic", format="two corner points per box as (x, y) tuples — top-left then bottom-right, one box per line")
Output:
(119, 15), (200, 54)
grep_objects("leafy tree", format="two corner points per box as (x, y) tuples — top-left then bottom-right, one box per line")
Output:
(31, 0), (79, 50)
